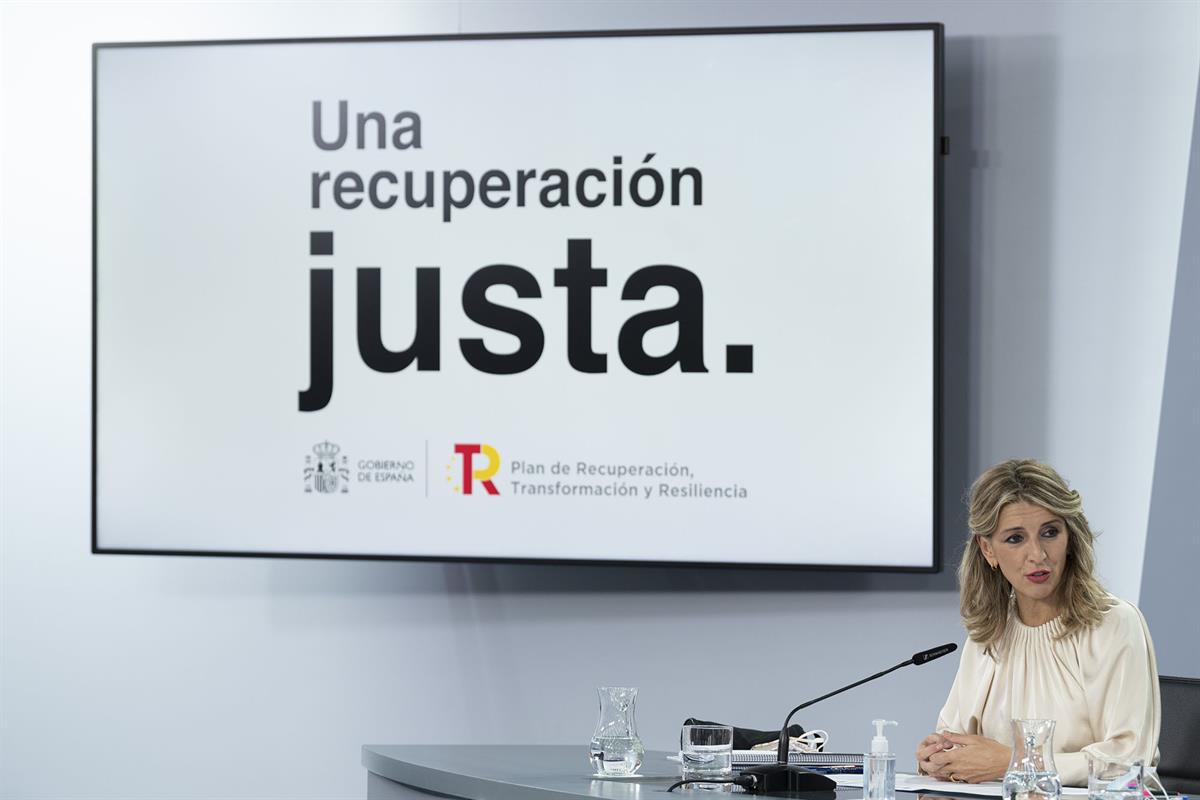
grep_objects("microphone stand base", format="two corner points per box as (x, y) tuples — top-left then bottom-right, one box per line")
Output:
(738, 763), (837, 794)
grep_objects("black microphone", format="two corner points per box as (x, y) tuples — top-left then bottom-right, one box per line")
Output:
(911, 643), (957, 665)
(738, 642), (958, 794)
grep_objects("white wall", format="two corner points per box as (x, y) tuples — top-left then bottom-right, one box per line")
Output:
(1, 2), (1195, 798)
(1140, 49), (1200, 679)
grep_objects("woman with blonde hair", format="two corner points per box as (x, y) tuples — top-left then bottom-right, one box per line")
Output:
(916, 459), (1160, 786)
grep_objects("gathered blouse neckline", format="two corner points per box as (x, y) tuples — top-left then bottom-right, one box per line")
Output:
(1008, 604), (1065, 640)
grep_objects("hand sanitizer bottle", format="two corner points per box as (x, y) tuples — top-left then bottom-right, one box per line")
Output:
(863, 719), (897, 800)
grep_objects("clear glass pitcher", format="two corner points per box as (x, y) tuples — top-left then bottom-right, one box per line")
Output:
(588, 686), (645, 777)
(1002, 719), (1062, 800)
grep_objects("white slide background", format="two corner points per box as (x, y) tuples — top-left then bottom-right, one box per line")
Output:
(95, 31), (935, 566)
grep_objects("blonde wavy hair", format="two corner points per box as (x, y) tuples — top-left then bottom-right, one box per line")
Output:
(957, 459), (1112, 655)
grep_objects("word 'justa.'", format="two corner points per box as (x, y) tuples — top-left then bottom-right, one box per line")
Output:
(298, 237), (754, 412)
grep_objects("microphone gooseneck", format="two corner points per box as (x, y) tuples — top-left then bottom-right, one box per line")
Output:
(739, 642), (958, 794)
(772, 642), (957, 765)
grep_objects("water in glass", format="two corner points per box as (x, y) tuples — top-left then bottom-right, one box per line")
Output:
(681, 745), (733, 779)
(588, 735), (644, 777)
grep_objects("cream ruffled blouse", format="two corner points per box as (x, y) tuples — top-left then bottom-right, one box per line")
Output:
(935, 597), (1160, 787)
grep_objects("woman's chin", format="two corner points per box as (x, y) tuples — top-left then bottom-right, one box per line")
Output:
(1014, 580), (1060, 606)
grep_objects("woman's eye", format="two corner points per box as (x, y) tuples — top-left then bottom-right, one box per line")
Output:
(1005, 534), (1024, 545)
(1041, 527), (1059, 538)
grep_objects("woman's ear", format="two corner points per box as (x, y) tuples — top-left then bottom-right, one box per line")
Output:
(976, 534), (997, 570)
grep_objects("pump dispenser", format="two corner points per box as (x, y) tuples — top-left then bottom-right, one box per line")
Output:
(863, 720), (897, 800)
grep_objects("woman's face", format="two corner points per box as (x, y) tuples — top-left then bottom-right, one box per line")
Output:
(978, 500), (1070, 610)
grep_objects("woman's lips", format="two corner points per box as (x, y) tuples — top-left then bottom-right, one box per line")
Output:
(1026, 570), (1051, 584)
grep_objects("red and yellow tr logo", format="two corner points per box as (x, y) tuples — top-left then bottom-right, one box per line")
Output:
(448, 443), (500, 495)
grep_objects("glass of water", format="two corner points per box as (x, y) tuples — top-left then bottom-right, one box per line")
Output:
(588, 687), (644, 777)
(1002, 719), (1061, 800)
(680, 724), (734, 789)
(1088, 758), (1143, 800)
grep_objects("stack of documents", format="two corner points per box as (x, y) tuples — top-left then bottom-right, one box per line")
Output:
(731, 751), (862, 767)
(829, 773), (1090, 796)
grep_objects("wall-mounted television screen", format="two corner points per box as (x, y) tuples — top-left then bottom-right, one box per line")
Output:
(94, 25), (942, 569)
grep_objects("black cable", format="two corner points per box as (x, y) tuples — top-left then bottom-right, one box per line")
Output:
(667, 779), (729, 791)
(667, 774), (759, 792)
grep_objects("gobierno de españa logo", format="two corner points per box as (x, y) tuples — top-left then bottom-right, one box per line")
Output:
(304, 440), (350, 494)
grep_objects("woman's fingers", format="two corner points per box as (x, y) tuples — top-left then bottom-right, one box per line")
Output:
(940, 732), (978, 746)
(925, 736), (1008, 783)
(916, 733), (950, 760)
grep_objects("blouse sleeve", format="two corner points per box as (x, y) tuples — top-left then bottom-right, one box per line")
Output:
(1055, 601), (1161, 787)
(936, 637), (990, 735)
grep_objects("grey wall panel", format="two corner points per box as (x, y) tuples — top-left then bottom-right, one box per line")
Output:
(1140, 63), (1200, 680)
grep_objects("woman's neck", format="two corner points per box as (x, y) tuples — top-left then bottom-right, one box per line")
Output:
(1015, 593), (1061, 627)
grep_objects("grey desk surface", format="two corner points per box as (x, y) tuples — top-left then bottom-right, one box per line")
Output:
(361, 745), (969, 800)
(363, 745), (683, 799)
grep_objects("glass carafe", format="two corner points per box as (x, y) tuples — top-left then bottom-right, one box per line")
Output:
(1002, 719), (1062, 800)
(588, 686), (645, 777)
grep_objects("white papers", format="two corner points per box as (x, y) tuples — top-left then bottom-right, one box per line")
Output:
(831, 773), (1089, 796)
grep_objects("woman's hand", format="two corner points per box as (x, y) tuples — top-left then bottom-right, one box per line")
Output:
(916, 733), (953, 775)
(924, 733), (1011, 784)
